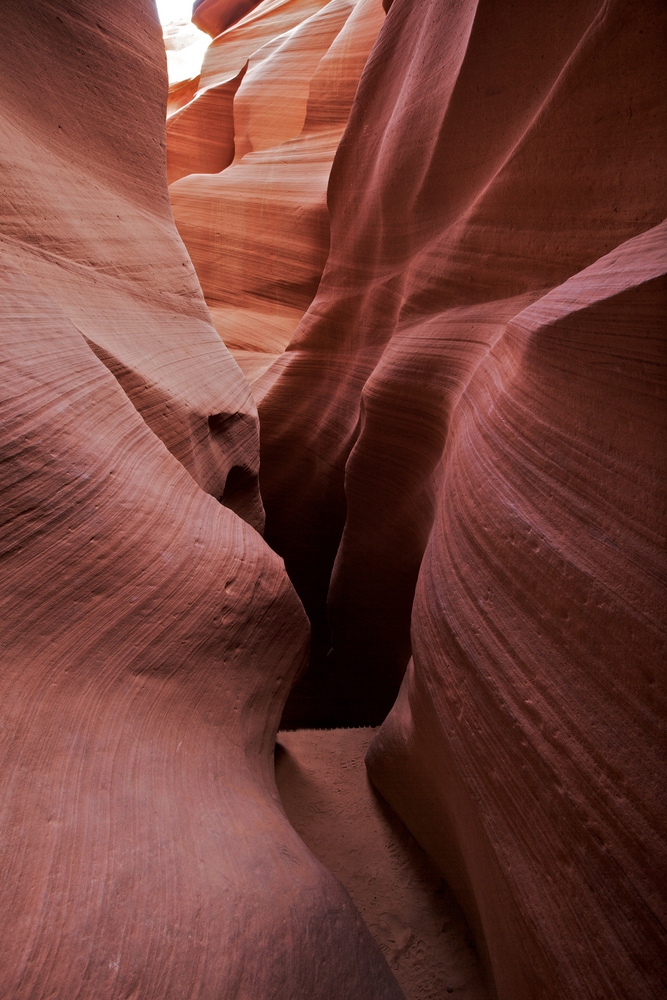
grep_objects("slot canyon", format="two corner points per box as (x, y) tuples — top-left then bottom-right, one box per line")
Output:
(0, 0), (665, 997)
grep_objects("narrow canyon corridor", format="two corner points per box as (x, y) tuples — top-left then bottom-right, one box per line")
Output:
(275, 728), (489, 998)
(0, 1), (665, 999)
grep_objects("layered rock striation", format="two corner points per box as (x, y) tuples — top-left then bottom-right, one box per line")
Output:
(0, 0), (264, 529)
(192, 0), (264, 38)
(251, 0), (667, 995)
(2, 0), (665, 997)
(0, 2), (405, 997)
(168, 0), (385, 379)
(368, 222), (667, 998)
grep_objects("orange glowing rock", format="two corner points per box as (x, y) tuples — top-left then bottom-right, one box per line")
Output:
(169, 0), (384, 379)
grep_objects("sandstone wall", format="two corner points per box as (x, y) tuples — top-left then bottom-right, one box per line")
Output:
(168, 0), (385, 380)
(0, 3), (405, 996)
(255, 0), (667, 994)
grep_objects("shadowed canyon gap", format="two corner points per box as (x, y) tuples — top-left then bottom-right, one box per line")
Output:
(0, 0), (665, 999)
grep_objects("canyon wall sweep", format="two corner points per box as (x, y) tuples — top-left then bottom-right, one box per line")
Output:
(368, 223), (667, 998)
(0, 1), (268, 531)
(0, 2), (405, 996)
(254, 0), (667, 994)
(169, 0), (384, 380)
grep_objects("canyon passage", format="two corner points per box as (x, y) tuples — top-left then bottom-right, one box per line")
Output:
(0, 1), (665, 998)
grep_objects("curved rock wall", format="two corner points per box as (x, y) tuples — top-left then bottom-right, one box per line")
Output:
(193, 0), (264, 37)
(0, 2), (405, 997)
(3, 0), (665, 996)
(166, 0), (334, 185)
(0, 0), (264, 528)
(258, 0), (667, 723)
(368, 222), (667, 998)
(254, 0), (667, 994)
(168, 0), (384, 380)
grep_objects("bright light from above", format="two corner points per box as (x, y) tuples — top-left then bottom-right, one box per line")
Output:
(156, 0), (194, 24)
(156, 0), (211, 86)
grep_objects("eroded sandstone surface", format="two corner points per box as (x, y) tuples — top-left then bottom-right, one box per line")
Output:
(276, 728), (489, 1000)
(168, 0), (385, 379)
(252, 0), (667, 996)
(0, 2), (405, 997)
(1, 0), (665, 998)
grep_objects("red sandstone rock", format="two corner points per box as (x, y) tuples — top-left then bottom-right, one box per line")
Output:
(254, 0), (667, 994)
(0, 264), (402, 999)
(193, 0), (263, 37)
(0, 2), (406, 997)
(0, 0), (263, 530)
(231, 0), (357, 163)
(166, 64), (245, 184)
(368, 221), (667, 999)
(167, 73), (201, 116)
(198, 0), (331, 90)
(169, 0), (384, 379)
(276, 728), (489, 999)
(258, 0), (667, 722)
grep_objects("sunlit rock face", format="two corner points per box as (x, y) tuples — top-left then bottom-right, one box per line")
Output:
(162, 17), (211, 84)
(168, 0), (385, 380)
(192, 0), (263, 37)
(0, 3), (406, 998)
(252, 0), (667, 994)
(0, 0), (262, 529)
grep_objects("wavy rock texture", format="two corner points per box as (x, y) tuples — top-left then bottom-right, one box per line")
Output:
(258, 0), (667, 720)
(193, 0), (264, 37)
(167, 73), (202, 116)
(0, 2), (405, 997)
(168, 0), (334, 187)
(167, 65), (245, 184)
(368, 222), (667, 999)
(253, 0), (667, 994)
(0, 265), (402, 1000)
(0, 0), (263, 530)
(169, 0), (384, 380)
